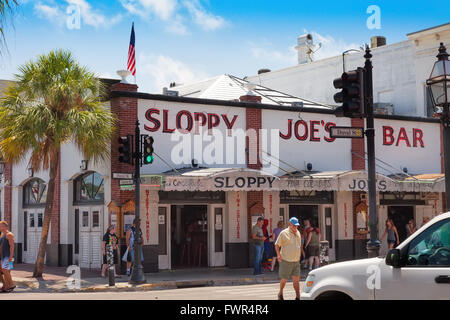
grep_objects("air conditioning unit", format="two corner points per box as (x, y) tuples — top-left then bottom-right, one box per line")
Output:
(374, 103), (394, 115)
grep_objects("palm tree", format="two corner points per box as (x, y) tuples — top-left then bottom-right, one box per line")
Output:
(0, 50), (116, 277)
(0, 0), (18, 51)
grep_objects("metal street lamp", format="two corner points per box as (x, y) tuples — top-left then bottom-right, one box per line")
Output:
(426, 42), (450, 209)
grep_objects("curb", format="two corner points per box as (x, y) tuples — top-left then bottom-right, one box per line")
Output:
(13, 276), (282, 294)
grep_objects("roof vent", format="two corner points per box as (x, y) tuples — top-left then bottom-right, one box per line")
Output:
(370, 36), (386, 48)
(162, 87), (179, 97)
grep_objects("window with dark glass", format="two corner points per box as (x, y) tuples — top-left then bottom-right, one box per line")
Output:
(74, 172), (105, 204)
(23, 179), (47, 207)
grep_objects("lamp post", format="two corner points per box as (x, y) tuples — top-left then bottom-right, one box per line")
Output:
(364, 46), (381, 258)
(426, 42), (450, 210)
(0, 158), (5, 183)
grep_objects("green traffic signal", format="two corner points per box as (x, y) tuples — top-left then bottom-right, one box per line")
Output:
(142, 135), (154, 165)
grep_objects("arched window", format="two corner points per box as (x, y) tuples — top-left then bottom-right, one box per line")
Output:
(23, 178), (47, 207)
(74, 172), (105, 204)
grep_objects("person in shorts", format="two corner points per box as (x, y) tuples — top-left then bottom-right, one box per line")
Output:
(0, 221), (15, 293)
(275, 217), (302, 300)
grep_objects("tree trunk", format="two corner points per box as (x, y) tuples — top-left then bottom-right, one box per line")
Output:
(32, 149), (59, 278)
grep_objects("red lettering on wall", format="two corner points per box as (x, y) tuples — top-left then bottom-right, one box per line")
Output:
(162, 109), (175, 133)
(176, 110), (193, 133)
(194, 112), (207, 134)
(222, 114), (238, 136)
(383, 126), (395, 145)
(207, 113), (220, 134)
(396, 127), (411, 147)
(144, 108), (161, 132)
(310, 120), (321, 142)
(324, 122), (336, 142)
(294, 120), (308, 141)
(413, 128), (425, 148)
(280, 119), (293, 140)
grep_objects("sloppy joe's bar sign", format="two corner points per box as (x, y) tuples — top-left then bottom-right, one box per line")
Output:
(164, 171), (445, 192)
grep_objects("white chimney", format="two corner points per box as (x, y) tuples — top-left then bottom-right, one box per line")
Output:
(295, 33), (314, 65)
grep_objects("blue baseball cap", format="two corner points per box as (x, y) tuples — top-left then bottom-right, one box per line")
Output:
(289, 217), (300, 226)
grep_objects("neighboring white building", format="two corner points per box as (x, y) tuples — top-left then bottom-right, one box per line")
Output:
(174, 23), (450, 117)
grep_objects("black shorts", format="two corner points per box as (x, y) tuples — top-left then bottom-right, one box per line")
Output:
(103, 251), (118, 265)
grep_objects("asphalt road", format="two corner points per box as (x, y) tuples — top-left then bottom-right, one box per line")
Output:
(2, 282), (304, 300)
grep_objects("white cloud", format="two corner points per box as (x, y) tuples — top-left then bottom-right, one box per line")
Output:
(248, 40), (297, 66)
(120, 0), (226, 34)
(182, 0), (226, 31)
(138, 53), (209, 93)
(34, 2), (66, 26)
(119, 0), (177, 20)
(308, 31), (364, 60)
(34, 0), (122, 28)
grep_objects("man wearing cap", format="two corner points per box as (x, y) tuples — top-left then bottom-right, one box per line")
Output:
(275, 217), (302, 300)
(251, 217), (266, 275)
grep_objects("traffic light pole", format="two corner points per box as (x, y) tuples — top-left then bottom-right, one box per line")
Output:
(364, 46), (381, 258)
(129, 119), (146, 284)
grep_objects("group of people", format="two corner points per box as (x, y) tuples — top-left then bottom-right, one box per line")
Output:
(101, 218), (142, 278)
(252, 216), (322, 300)
(0, 220), (15, 293)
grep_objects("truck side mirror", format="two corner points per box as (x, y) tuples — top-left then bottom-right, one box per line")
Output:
(386, 248), (402, 268)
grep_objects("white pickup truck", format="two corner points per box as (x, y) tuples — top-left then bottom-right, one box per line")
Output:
(301, 212), (450, 300)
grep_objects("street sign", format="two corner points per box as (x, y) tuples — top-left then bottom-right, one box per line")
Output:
(330, 126), (365, 139)
(119, 179), (134, 185)
(113, 173), (133, 180)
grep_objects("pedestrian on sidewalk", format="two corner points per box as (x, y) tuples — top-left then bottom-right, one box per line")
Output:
(381, 219), (400, 249)
(123, 218), (144, 276)
(251, 217), (265, 275)
(0, 221), (15, 293)
(101, 225), (120, 278)
(304, 223), (321, 271)
(275, 217), (302, 300)
(270, 220), (284, 272)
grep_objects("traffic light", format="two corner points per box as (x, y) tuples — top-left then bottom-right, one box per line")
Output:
(142, 135), (154, 165)
(333, 67), (365, 118)
(118, 135), (133, 164)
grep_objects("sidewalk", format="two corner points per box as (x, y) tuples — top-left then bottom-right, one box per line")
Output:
(10, 264), (309, 294)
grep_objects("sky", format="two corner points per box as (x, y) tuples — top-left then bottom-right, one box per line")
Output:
(0, 0), (448, 93)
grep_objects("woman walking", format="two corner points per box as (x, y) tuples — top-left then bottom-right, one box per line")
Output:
(381, 219), (400, 249)
(406, 219), (417, 238)
(270, 221), (284, 272)
(101, 225), (120, 278)
(304, 223), (321, 271)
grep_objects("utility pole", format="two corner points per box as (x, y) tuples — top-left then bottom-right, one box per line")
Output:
(364, 45), (381, 258)
(129, 119), (146, 284)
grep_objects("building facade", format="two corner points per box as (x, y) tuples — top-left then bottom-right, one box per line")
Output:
(0, 80), (445, 271)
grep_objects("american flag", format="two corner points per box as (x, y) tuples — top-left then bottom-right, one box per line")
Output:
(127, 23), (136, 76)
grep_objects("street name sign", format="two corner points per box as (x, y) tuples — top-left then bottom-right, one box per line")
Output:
(113, 173), (134, 180)
(330, 126), (365, 139)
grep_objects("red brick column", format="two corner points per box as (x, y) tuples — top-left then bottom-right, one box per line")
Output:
(110, 82), (139, 205)
(240, 94), (265, 234)
(50, 150), (61, 244)
(3, 163), (12, 226)
(351, 118), (367, 241)
(351, 118), (365, 170)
